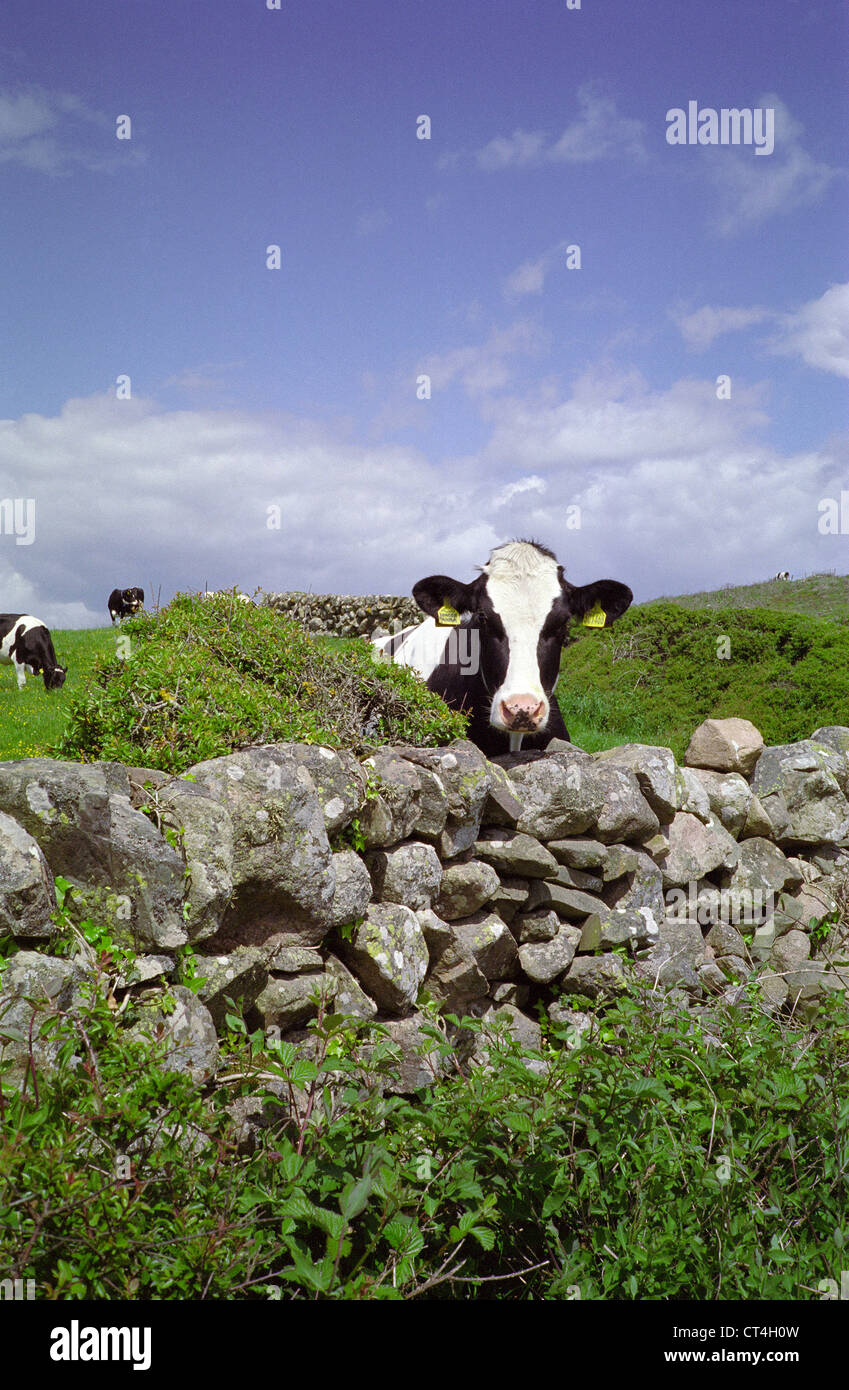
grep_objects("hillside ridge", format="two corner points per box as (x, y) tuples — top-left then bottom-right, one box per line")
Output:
(648, 570), (849, 623)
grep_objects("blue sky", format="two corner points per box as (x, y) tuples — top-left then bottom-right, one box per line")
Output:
(0, 0), (847, 626)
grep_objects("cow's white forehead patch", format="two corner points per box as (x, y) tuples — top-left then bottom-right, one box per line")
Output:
(485, 548), (562, 646)
(482, 540), (557, 579)
(485, 567), (562, 630)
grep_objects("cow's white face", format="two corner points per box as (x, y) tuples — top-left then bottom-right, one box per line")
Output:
(480, 545), (565, 735)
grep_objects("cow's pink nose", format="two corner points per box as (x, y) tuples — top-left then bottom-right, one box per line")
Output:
(500, 696), (546, 730)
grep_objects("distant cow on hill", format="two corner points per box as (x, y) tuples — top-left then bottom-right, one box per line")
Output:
(372, 538), (633, 755)
(108, 587), (145, 622)
(0, 614), (67, 691)
(774, 571), (791, 581)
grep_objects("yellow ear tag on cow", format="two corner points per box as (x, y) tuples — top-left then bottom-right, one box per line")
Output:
(436, 602), (461, 627)
(581, 602), (607, 628)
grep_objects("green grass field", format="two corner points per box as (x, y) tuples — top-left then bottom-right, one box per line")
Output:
(0, 620), (635, 765)
(0, 626), (117, 761)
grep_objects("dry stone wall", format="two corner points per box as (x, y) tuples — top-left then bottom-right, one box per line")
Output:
(2, 717), (849, 1096)
(261, 591), (420, 638)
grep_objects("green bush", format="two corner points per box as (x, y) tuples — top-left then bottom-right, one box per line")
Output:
(561, 603), (849, 756)
(52, 592), (467, 773)
(2, 957), (847, 1300)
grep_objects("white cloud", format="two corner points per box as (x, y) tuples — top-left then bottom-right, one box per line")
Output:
(481, 365), (770, 467)
(492, 476), (547, 509)
(0, 89), (55, 142)
(365, 320), (545, 437)
(0, 85), (143, 175)
(546, 84), (648, 164)
(474, 83), (647, 170)
(504, 242), (573, 300)
(417, 320), (546, 398)
(0, 392), (506, 623)
(769, 282), (849, 380)
(671, 283), (849, 378)
(476, 129), (549, 171)
(673, 304), (772, 351)
(471, 366), (843, 596)
(706, 94), (841, 236)
(0, 566), (98, 630)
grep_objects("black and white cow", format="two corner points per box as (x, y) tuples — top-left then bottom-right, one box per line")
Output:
(774, 571), (791, 581)
(373, 540), (633, 755)
(108, 587), (145, 623)
(0, 615), (68, 691)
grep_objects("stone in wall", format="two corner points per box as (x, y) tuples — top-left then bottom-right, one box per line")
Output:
(335, 902), (429, 1013)
(0, 810), (57, 939)
(684, 718), (764, 775)
(0, 759), (186, 951)
(750, 741), (849, 845)
(170, 746), (336, 948)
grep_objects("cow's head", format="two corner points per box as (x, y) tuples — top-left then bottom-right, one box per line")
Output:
(412, 540), (632, 739)
(44, 664), (67, 691)
(124, 588), (144, 611)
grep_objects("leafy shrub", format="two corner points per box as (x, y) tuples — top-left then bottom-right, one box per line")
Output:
(2, 961), (847, 1300)
(53, 592), (467, 772)
(561, 603), (849, 756)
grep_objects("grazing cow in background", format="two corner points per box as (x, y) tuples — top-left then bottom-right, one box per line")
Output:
(774, 571), (791, 581)
(202, 590), (251, 603)
(108, 587), (145, 623)
(0, 615), (67, 691)
(372, 539), (633, 755)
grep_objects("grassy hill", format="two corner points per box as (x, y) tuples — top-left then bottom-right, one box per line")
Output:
(649, 570), (849, 624)
(561, 600), (849, 758)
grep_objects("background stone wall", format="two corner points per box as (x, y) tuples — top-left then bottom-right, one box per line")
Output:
(262, 592), (421, 637)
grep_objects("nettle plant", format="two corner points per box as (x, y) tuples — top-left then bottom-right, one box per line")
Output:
(51, 875), (136, 973)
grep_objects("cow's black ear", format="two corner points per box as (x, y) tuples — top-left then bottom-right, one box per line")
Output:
(567, 579), (633, 624)
(138, 590), (145, 603)
(412, 574), (481, 618)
